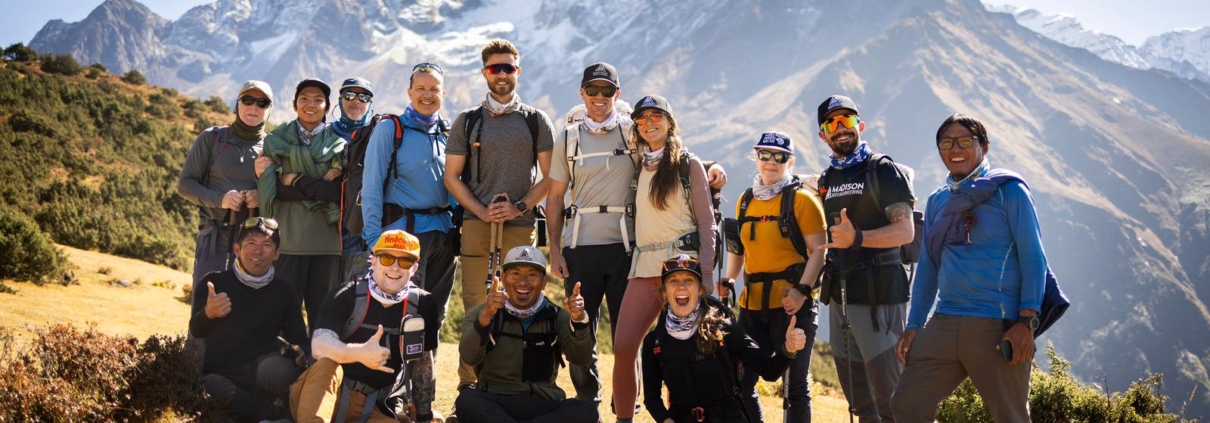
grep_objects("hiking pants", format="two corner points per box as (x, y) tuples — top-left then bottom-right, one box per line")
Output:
(739, 300), (820, 423)
(453, 388), (599, 423)
(891, 314), (1032, 423)
(830, 302), (906, 423)
(276, 254), (340, 333)
(201, 352), (299, 421)
(414, 230), (459, 338)
(289, 358), (398, 423)
(457, 219), (534, 385)
(563, 243), (630, 403)
(612, 276), (665, 419)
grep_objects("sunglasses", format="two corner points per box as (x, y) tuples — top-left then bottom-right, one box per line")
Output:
(341, 91), (373, 103)
(484, 63), (519, 75)
(239, 96), (273, 109)
(412, 62), (443, 74)
(375, 254), (416, 268)
(633, 111), (666, 126)
(820, 114), (860, 134)
(756, 149), (792, 164)
(938, 136), (978, 151)
(583, 85), (617, 97)
(241, 217), (279, 230)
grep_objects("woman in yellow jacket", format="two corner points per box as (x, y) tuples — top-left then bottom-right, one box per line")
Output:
(719, 131), (827, 422)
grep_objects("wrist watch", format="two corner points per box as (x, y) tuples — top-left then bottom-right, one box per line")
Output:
(793, 284), (813, 296)
(514, 200), (528, 213)
(1017, 314), (1040, 331)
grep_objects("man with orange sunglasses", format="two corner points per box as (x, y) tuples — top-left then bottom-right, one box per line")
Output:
(815, 95), (917, 422)
(292, 229), (441, 423)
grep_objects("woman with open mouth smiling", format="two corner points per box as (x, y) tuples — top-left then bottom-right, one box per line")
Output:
(641, 255), (806, 423)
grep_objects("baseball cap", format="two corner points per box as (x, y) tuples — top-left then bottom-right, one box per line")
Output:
(753, 131), (794, 154)
(502, 246), (547, 274)
(295, 78), (332, 102)
(238, 80), (274, 100)
(581, 62), (619, 88)
(661, 254), (702, 281)
(339, 77), (374, 96)
(631, 95), (673, 120)
(817, 95), (860, 126)
(372, 230), (421, 260)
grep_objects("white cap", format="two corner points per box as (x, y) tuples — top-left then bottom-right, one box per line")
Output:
(502, 246), (547, 274)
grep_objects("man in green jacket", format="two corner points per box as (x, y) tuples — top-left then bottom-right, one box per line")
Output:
(452, 246), (598, 423)
(256, 78), (346, 331)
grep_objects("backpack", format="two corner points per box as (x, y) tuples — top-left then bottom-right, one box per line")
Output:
(649, 298), (741, 400)
(342, 114), (451, 245)
(459, 105), (547, 246)
(335, 277), (427, 423)
(478, 303), (566, 383)
(818, 153), (924, 265)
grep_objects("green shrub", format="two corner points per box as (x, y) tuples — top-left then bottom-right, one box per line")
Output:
(85, 63), (106, 79)
(205, 95), (230, 114)
(3, 43), (36, 62)
(39, 53), (82, 76)
(936, 343), (1190, 423)
(147, 92), (182, 118)
(0, 206), (68, 285)
(122, 70), (147, 85)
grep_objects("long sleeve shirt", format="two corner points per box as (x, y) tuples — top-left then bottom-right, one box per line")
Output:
(361, 113), (453, 247)
(908, 179), (1047, 329)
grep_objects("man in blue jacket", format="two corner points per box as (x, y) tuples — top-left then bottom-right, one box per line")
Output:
(891, 114), (1046, 422)
(360, 63), (458, 335)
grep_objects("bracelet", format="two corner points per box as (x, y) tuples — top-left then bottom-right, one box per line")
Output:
(793, 284), (813, 296)
(850, 229), (863, 251)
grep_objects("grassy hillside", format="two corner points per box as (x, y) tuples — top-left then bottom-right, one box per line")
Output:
(0, 52), (231, 271)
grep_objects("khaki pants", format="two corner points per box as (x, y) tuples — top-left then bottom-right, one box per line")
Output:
(891, 314), (1031, 422)
(289, 358), (405, 423)
(456, 219), (535, 385)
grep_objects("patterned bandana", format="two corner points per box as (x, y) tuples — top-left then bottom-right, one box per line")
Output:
(333, 101), (373, 135)
(946, 158), (991, 192)
(505, 295), (547, 320)
(295, 120), (326, 146)
(752, 173), (792, 201)
(483, 92), (521, 117)
(368, 275), (409, 307)
(829, 141), (872, 170)
(404, 105), (438, 128)
(581, 108), (619, 134)
(233, 259), (274, 289)
(642, 145), (665, 170)
(666, 301), (702, 340)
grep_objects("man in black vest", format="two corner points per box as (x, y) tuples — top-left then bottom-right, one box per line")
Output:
(816, 95), (916, 422)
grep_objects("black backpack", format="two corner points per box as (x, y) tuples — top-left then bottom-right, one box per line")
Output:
(459, 105), (547, 246)
(818, 153), (924, 265)
(342, 114), (450, 245)
(478, 304), (565, 383)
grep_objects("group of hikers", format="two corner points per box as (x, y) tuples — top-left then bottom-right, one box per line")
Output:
(177, 38), (1058, 423)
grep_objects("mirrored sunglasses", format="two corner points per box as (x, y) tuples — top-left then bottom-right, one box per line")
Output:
(820, 114), (860, 134)
(756, 149), (792, 164)
(241, 217), (279, 230)
(341, 91), (373, 103)
(484, 63), (519, 75)
(412, 62), (443, 74)
(633, 111), (666, 126)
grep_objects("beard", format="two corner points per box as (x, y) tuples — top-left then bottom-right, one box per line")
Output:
(828, 133), (859, 157)
(490, 80), (516, 97)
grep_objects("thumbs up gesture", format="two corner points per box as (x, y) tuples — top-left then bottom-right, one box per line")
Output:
(478, 276), (508, 327)
(564, 282), (586, 323)
(358, 325), (395, 373)
(204, 281), (232, 319)
(820, 208), (856, 250)
(784, 315), (806, 354)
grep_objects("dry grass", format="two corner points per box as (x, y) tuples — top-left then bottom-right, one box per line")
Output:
(0, 245), (853, 422)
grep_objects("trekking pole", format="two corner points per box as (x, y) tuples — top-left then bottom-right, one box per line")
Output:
(830, 212), (856, 423)
(223, 210), (238, 271)
(486, 219), (498, 293)
(782, 367), (791, 423)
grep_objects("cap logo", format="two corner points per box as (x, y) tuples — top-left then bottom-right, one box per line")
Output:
(517, 249), (533, 261)
(383, 233), (419, 251)
(761, 133), (786, 146)
(641, 97), (656, 107)
(594, 64), (609, 76)
(829, 97), (843, 109)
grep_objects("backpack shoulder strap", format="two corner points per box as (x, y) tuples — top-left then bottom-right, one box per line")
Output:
(780, 177), (810, 261)
(564, 125), (579, 191)
(865, 153), (890, 211)
(200, 126), (229, 186)
(462, 106), (485, 184)
(522, 106), (541, 163)
(384, 114), (404, 194)
(341, 279), (370, 341)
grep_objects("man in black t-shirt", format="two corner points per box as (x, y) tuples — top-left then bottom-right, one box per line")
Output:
(816, 95), (916, 422)
(190, 217), (308, 422)
(289, 229), (441, 423)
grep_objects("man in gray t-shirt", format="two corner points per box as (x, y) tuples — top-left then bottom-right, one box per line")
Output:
(443, 39), (555, 391)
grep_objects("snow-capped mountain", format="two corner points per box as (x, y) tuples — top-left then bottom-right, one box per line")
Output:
(23, 0), (1210, 416)
(986, 3), (1210, 82)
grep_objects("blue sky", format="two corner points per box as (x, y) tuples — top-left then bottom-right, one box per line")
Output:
(1, 0), (1207, 48)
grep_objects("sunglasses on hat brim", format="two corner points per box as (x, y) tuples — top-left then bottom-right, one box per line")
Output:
(241, 217), (279, 230)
